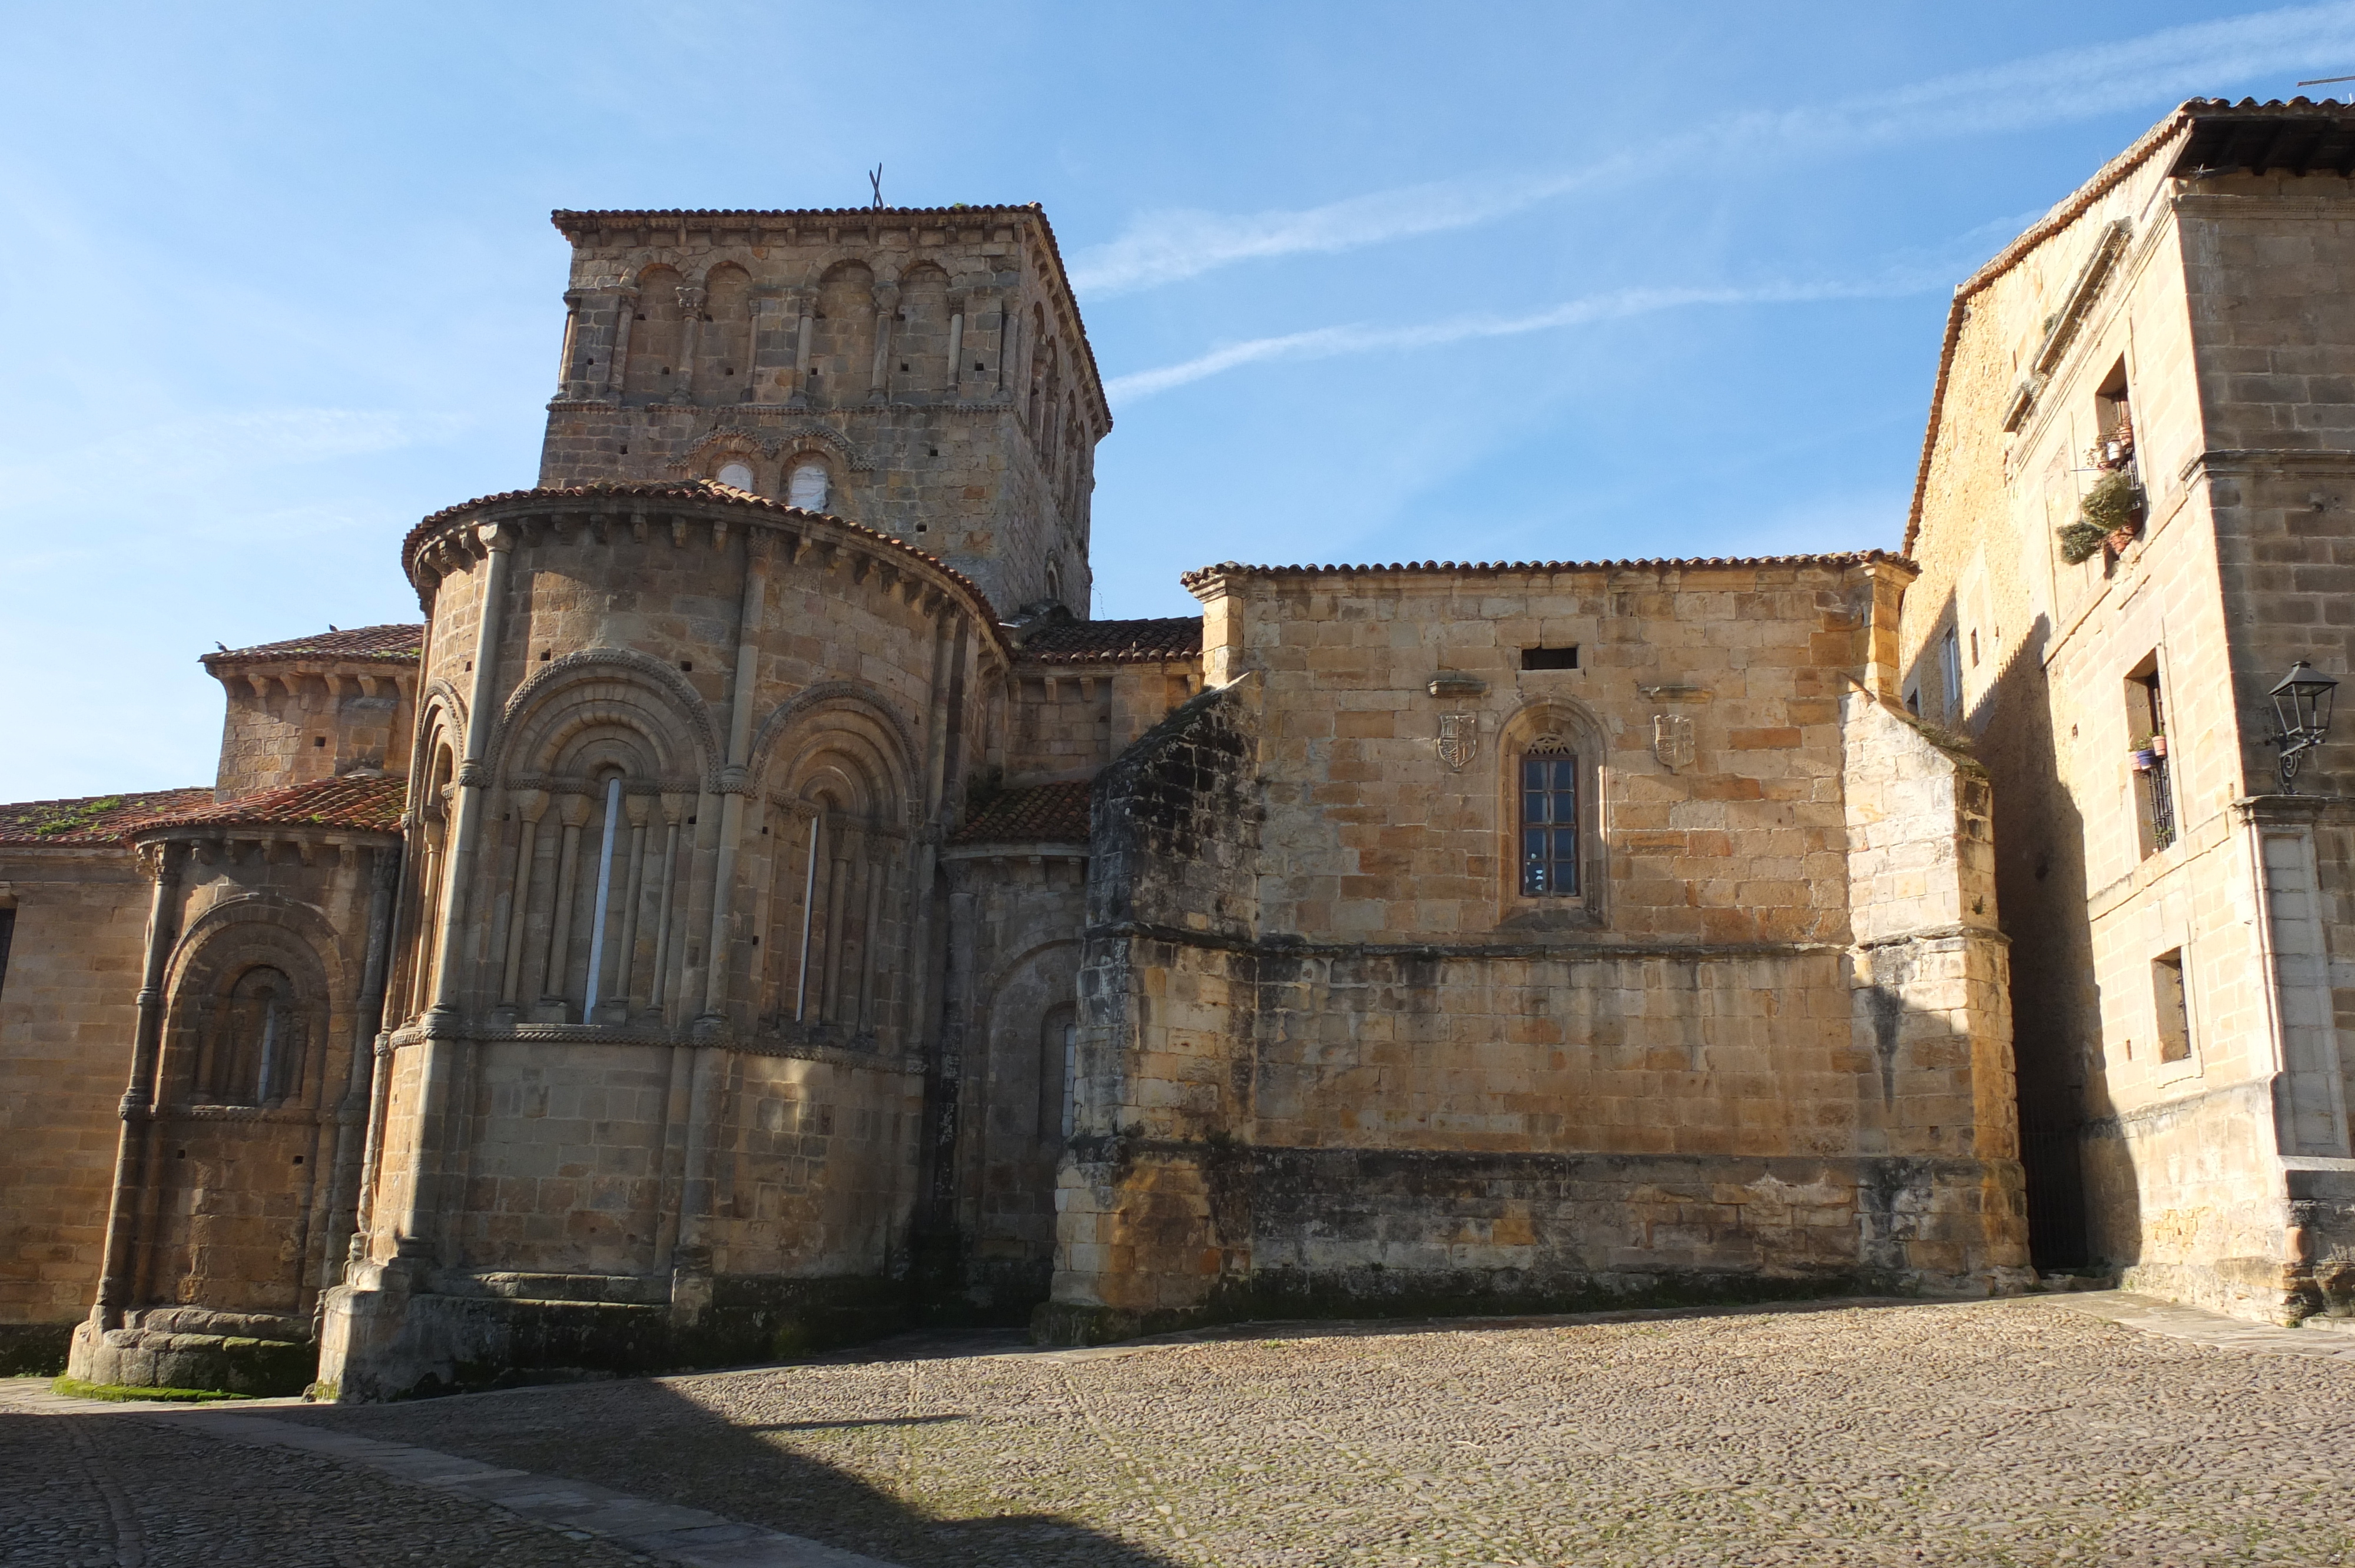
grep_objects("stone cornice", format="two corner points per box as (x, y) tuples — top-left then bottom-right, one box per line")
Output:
(400, 484), (1011, 663)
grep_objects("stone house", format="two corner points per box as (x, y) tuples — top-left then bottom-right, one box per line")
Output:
(1, 200), (2027, 1398)
(1903, 97), (2355, 1323)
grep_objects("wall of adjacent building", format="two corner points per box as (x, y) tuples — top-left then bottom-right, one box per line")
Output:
(1903, 139), (2355, 1320)
(0, 848), (148, 1363)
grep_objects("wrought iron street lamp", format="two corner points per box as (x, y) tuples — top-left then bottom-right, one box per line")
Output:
(2267, 660), (2339, 792)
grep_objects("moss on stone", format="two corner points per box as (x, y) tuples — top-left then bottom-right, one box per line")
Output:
(53, 1376), (245, 1403)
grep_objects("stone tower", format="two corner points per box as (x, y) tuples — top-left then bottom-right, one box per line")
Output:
(539, 205), (1110, 617)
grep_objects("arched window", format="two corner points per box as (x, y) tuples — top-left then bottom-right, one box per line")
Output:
(1520, 739), (1580, 896)
(201, 965), (303, 1105)
(1044, 562), (1062, 607)
(787, 459), (828, 510)
(716, 461), (755, 491)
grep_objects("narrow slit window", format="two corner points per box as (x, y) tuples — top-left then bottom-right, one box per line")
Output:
(1520, 744), (1580, 896)
(2152, 948), (2191, 1062)
(2127, 656), (2174, 857)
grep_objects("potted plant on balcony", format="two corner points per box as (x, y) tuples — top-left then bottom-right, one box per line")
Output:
(2082, 469), (2144, 552)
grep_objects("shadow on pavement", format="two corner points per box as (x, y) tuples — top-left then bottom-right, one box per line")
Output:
(274, 1362), (1186, 1568)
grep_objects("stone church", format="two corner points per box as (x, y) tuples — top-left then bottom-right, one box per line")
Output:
(9, 99), (2338, 1400)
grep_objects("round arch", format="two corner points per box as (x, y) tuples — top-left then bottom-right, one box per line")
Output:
(1495, 696), (1612, 927)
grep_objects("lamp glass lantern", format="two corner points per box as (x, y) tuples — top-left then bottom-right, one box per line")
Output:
(2267, 660), (2339, 791)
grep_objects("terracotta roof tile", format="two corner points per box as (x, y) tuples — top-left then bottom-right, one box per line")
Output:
(948, 780), (1092, 846)
(0, 788), (216, 847)
(1179, 552), (1909, 588)
(1016, 616), (1202, 664)
(203, 623), (424, 667)
(126, 775), (409, 836)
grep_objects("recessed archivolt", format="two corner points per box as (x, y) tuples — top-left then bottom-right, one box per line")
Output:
(160, 896), (349, 1103)
(1500, 695), (1607, 756)
(413, 676), (468, 769)
(494, 650), (719, 785)
(168, 893), (350, 1007)
(752, 684), (919, 823)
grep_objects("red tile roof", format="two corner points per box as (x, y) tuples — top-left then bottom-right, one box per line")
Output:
(1179, 552), (1910, 589)
(1016, 616), (1203, 665)
(129, 775), (409, 836)
(0, 788), (216, 847)
(948, 780), (1092, 846)
(548, 205), (1111, 430)
(203, 624), (424, 667)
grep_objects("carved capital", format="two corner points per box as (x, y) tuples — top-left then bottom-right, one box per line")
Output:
(455, 759), (492, 790)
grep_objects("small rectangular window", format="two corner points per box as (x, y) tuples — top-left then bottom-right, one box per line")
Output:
(1520, 749), (1580, 896)
(1521, 646), (1579, 671)
(2152, 948), (2191, 1063)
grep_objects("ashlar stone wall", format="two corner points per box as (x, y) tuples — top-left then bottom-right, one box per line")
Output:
(1906, 120), (2355, 1321)
(535, 208), (1108, 619)
(0, 848), (151, 1360)
(1044, 559), (2028, 1342)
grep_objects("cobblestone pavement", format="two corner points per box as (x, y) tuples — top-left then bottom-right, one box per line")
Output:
(0, 1394), (656, 1566)
(11, 1294), (2355, 1566)
(233, 1295), (2354, 1568)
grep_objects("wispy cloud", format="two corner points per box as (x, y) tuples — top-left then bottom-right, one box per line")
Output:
(0, 407), (468, 516)
(1070, 2), (2355, 295)
(1106, 271), (1947, 403)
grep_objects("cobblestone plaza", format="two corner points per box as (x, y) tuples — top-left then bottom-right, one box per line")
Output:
(7, 1295), (2354, 1566)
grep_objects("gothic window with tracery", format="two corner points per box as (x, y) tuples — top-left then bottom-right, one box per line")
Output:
(1520, 739), (1579, 896)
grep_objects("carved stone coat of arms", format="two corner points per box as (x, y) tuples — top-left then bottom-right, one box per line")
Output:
(1653, 713), (1695, 771)
(1437, 712), (1480, 771)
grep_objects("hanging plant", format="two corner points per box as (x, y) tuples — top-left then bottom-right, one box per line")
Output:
(2056, 521), (2109, 564)
(2081, 470), (2141, 534)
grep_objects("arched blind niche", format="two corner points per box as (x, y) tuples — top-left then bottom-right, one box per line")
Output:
(757, 712), (911, 1049)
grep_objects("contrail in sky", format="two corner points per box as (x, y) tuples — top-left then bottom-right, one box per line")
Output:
(1103, 274), (1949, 403)
(1069, 2), (2355, 296)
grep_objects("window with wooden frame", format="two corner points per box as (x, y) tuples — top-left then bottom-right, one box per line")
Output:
(1520, 739), (1580, 897)
(2152, 947), (2192, 1064)
(2125, 653), (2174, 858)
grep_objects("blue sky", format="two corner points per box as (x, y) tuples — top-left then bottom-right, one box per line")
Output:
(4, 1), (2352, 800)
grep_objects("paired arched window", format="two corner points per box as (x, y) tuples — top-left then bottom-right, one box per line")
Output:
(716, 461), (755, 491)
(787, 459), (829, 510)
